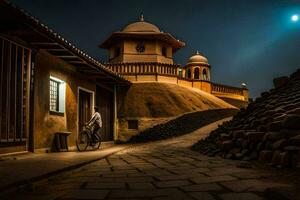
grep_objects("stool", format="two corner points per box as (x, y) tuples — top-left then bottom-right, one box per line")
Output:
(54, 132), (71, 152)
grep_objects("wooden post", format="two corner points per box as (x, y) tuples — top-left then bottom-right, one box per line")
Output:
(113, 85), (118, 141)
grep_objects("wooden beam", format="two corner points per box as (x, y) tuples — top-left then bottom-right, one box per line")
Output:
(45, 48), (67, 51)
(79, 70), (103, 74)
(31, 42), (59, 46)
(69, 61), (86, 64)
(58, 55), (78, 59)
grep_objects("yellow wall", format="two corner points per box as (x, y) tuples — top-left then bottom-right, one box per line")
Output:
(137, 75), (157, 82)
(157, 75), (178, 84)
(109, 39), (173, 64)
(242, 89), (249, 102)
(178, 79), (192, 88)
(34, 50), (96, 151)
(120, 73), (248, 102)
(212, 91), (246, 101)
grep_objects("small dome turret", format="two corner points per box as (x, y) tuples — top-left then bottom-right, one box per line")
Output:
(187, 51), (209, 65)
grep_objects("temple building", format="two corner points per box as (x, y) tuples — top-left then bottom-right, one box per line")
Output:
(101, 15), (248, 104)
(100, 15), (249, 141)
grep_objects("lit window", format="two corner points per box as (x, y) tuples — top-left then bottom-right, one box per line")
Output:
(49, 76), (66, 114)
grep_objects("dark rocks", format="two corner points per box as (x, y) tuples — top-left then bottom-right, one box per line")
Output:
(282, 114), (300, 130)
(220, 140), (234, 152)
(273, 76), (289, 89)
(265, 132), (285, 141)
(272, 139), (287, 150)
(129, 109), (238, 143)
(259, 150), (273, 163)
(267, 121), (282, 132)
(233, 130), (245, 139)
(290, 68), (300, 80)
(288, 135), (300, 146)
(192, 68), (300, 168)
(284, 146), (300, 151)
(278, 152), (290, 167)
(220, 133), (231, 141)
(245, 132), (265, 142)
(279, 129), (300, 138)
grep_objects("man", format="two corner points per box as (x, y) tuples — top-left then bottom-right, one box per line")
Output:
(86, 106), (102, 139)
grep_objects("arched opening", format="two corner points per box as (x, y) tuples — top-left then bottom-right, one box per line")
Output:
(203, 68), (208, 80)
(194, 68), (200, 79)
(187, 69), (191, 79)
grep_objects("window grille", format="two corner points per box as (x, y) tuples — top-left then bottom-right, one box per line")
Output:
(49, 79), (59, 112)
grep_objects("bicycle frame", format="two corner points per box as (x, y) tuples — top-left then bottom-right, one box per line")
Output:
(82, 125), (100, 143)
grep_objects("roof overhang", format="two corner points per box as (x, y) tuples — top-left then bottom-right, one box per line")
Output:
(0, 0), (131, 86)
(100, 32), (186, 53)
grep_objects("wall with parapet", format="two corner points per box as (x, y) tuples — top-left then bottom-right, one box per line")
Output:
(105, 62), (249, 103)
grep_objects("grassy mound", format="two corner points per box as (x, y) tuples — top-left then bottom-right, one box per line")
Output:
(119, 82), (236, 118)
(128, 109), (238, 143)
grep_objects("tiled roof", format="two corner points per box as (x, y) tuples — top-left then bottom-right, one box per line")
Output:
(1, 0), (130, 85)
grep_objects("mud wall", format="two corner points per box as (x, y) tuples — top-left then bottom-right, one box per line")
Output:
(33, 50), (96, 151)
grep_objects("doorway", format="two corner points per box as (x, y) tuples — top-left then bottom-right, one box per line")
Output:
(194, 68), (200, 79)
(78, 88), (94, 133)
(96, 86), (114, 141)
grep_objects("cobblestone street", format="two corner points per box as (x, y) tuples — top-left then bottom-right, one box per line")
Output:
(2, 118), (298, 200)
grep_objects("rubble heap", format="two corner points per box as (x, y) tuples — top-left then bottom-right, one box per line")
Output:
(192, 69), (300, 168)
(129, 109), (238, 143)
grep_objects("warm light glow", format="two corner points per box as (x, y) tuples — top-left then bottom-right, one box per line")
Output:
(291, 14), (299, 22)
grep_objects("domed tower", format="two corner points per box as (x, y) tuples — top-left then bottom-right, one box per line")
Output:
(183, 51), (211, 81)
(100, 14), (185, 64)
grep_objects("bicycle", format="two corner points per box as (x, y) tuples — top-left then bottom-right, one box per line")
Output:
(76, 124), (102, 151)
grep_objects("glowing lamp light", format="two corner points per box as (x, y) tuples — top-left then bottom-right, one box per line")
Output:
(291, 14), (299, 22)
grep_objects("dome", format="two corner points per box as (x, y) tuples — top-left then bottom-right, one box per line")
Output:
(122, 14), (160, 33)
(187, 51), (209, 65)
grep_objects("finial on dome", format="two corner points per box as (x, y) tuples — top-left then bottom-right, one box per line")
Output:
(140, 13), (144, 22)
(196, 50), (199, 55)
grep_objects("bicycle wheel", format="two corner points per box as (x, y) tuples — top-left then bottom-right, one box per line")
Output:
(76, 131), (89, 151)
(91, 134), (101, 150)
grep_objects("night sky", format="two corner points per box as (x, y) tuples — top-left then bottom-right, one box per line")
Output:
(11, 0), (300, 98)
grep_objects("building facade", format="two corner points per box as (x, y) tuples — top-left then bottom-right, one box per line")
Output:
(0, 1), (130, 154)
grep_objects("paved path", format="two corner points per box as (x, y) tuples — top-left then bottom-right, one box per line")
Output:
(1, 117), (298, 200)
(0, 142), (127, 190)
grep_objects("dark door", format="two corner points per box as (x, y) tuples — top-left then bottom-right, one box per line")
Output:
(78, 90), (92, 133)
(96, 86), (113, 141)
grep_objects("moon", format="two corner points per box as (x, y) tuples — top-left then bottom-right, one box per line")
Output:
(292, 14), (299, 22)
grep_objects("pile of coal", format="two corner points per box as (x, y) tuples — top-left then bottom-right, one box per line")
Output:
(192, 69), (300, 168)
(129, 109), (238, 143)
